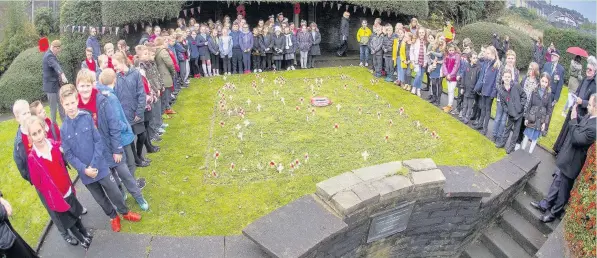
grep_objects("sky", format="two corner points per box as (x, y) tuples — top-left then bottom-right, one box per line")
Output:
(550, 0), (597, 22)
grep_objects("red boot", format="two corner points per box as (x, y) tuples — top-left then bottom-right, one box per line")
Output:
(123, 211), (142, 222)
(111, 216), (121, 232)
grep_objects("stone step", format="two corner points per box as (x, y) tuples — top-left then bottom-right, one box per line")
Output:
(460, 240), (496, 258)
(525, 147), (557, 201)
(511, 192), (560, 235)
(480, 224), (532, 258)
(499, 208), (548, 255)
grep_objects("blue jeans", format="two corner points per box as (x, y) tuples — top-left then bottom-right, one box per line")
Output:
(493, 100), (507, 139)
(396, 56), (404, 82)
(413, 65), (424, 89)
(242, 52), (251, 72)
(359, 45), (369, 63)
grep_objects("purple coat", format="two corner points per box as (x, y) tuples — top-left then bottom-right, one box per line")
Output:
(239, 31), (254, 52)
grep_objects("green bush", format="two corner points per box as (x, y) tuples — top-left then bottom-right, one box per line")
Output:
(346, 1), (429, 18)
(101, 1), (184, 26)
(0, 1), (38, 76)
(544, 27), (597, 80)
(34, 7), (58, 36)
(0, 48), (45, 111)
(458, 22), (534, 70)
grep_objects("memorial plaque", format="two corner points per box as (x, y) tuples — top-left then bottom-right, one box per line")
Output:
(367, 201), (415, 243)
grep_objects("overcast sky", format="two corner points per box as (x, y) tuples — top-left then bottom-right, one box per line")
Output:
(550, 0), (596, 22)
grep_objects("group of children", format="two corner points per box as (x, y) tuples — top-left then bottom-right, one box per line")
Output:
(138, 14), (323, 77)
(357, 17), (557, 154)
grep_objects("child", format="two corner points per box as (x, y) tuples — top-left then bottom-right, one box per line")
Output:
(392, 28), (405, 85)
(174, 33), (190, 84)
(272, 27), (285, 70)
(208, 29), (221, 76)
(460, 51), (480, 124)
(493, 50), (520, 142)
(59, 84), (142, 232)
(296, 24), (313, 69)
(230, 23), (243, 74)
(240, 23), (254, 74)
(112, 52), (151, 168)
(187, 30), (200, 78)
(25, 116), (92, 249)
(473, 46), (501, 136)
(409, 27), (428, 96)
(134, 45), (164, 142)
(262, 27), (274, 70)
(104, 43), (115, 70)
(30, 101), (60, 142)
(399, 32), (412, 89)
(283, 26), (296, 70)
(495, 69), (526, 153)
(427, 34), (444, 106)
(521, 73), (553, 153)
(155, 37), (177, 115)
(382, 25), (394, 82)
(308, 23), (321, 69)
(219, 27), (233, 75)
(454, 47), (471, 116)
(441, 44), (461, 113)
(81, 47), (98, 73)
(252, 28), (263, 73)
(76, 69), (149, 210)
(197, 25), (211, 77)
(369, 26), (383, 78)
(356, 20), (371, 67)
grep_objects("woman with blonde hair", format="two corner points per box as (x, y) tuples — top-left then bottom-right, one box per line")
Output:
(473, 46), (502, 135)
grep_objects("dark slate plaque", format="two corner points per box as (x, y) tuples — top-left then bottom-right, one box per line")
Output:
(367, 201), (415, 243)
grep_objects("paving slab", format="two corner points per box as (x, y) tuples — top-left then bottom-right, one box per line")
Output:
(411, 169), (445, 188)
(441, 166), (493, 198)
(224, 235), (270, 258)
(242, 195), (347, 258)
(37, 225), (88, 258)
(505, 149), (541, 174)
(315, 172), (363, 200)
(480, 158), (526, 190)
(527, 147), (558, 200)
(149, 236), (224, 258)
(352, 161), (402, 182)
(86, 230), (152, 258)
(536, 220), (565, 258)
(402, 158), (437, 172)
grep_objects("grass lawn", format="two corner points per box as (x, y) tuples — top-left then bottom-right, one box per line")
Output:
(9, 66), (572, 243)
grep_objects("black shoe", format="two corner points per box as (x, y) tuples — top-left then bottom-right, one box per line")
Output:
(421, 87), (429, 91)
(137, 178), (147, 189)
(136, 160), (150, 167)
(147, 146), (160, 153)
(495, 140), (506, 148)
(63, 234), (79, 246)
(530, 201), (547, 212)
(82, 230), (93, 241)
(480, 130), (487, 136)
(473, 124), (483, 130)
(540, 214), (556, 223)
(427, 95), (434, 101)
(81, 239), (90, 250)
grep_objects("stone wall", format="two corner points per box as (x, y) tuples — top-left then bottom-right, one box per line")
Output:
(242, 150), (540, 258)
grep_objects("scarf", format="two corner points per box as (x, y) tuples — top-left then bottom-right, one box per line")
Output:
(523, 77), (538, 110)
(418, 40), (425, 66)
(78, 88), (99, 127)
(285, 34), (293, 48)
(85, 58), (96, 72)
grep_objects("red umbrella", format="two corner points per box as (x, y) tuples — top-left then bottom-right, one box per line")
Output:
(566, 47), (589, 57)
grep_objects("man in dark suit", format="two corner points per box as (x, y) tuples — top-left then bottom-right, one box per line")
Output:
(42, 40), (68, 124)
(531, 93), (597, 222)
(542, 50), (566, 105)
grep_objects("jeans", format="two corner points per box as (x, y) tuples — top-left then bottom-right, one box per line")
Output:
(85, 174), (129, 219)
(232, 48), (243, 73)
(493, 101), (507, 139)
(413, 65), (424, 89)
(396, 57), (404, 82)
(383, 56), (393, 77)
(373, 55), (383, 74)
(359, 45), (370, 64)
(242, 52), (251, 72)
(300, 51), (309, 68)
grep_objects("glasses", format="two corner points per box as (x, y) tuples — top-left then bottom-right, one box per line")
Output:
(588, 68), (595, 72)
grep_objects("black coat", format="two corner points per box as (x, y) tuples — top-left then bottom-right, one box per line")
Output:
(0, 191), (16, 250)
(463, 63), (481, 98)
(498, 81), (527, 120)
(556, 116), (596, 179)
(524, 87), (553, 130)
(42, 50), (63, 93)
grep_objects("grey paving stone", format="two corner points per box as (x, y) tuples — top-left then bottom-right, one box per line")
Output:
(402, 158), (437, 172)
(440, 166), (492, 198)
(316, 172), (363, 200)
(506, 149), (541, 174)
(378, 175), (413, 201)
(148, 236), (224, 258)
(350, 182), (380, 206)
(480, 158), (527, 190)
(536, 220), (565, 258)
(224, 235), (270, 258)
(331, 190), (362, 215)
(411, 169), (446, 188)
(352, 161), (402, 181)
(242, 195), (347, 258)
(86, 230), (152, 258)
(37, 224), (88, 258)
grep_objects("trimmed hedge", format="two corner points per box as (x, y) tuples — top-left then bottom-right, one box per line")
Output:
(544, 28), (596, 80)
(458, 22), (533, 70)
(0, 1), (38, 75)
(101, 1), (184, 26)
(346, 1), (429, 18)
(34, 7), (59, 36)
(59, 0), (102, 81)
(0, 48), (45, 111)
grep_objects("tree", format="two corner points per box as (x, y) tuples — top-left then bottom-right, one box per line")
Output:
(0, 1), (38, 75)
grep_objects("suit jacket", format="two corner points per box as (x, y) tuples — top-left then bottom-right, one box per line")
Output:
(541, 61), (565, 103)
(574, 77), (597, 118)
(556, 115), (597, 179)
(42, 50), (63, 93)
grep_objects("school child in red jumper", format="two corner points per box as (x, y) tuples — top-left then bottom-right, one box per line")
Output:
(59, 84), (142, 232)
(30, 100), (61, 142)
(25, 116), (92, 249)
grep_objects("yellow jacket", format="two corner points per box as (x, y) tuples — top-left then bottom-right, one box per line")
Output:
(399, 40), (409, 69)
(356, 27), (372, 44)
(392, 38), (400, 66)
(444, 24), (454, 40)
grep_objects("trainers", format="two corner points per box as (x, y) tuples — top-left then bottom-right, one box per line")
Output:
(123, 192), (128, 202)
(122, 212), (142, 222)
(82, 207), (88, 215)
(136, 198), (149, 211)
(292, 66), (296, 70)
(158, 128), (166, 134)
(365, 63), (369, 67)
(359, 62), (363, 66)
(111, 216), (122, 232)
(63, 234), (79, 246)
(137, 178), (147, 189)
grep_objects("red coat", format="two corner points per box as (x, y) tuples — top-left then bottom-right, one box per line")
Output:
(27, 140), (75, 212)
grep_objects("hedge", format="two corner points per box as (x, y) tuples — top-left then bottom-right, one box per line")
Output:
(101, 1), (184, 26)
(346, 1), (429, 18)
(0, 48), (45, 111)
(0, 1), (38, 76)
(34, 7), (59, 36)
(458, 22), (533, 70)
(564, 143), (596, 257)
(544, 28), (597, 81)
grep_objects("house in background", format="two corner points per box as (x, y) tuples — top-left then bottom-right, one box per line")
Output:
(547, 10), (579, 27)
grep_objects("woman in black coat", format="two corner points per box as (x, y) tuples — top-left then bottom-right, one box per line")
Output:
(553, 56), (597, 154)
(0, 192), (38, 258)
(521, 73), (553, 153)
